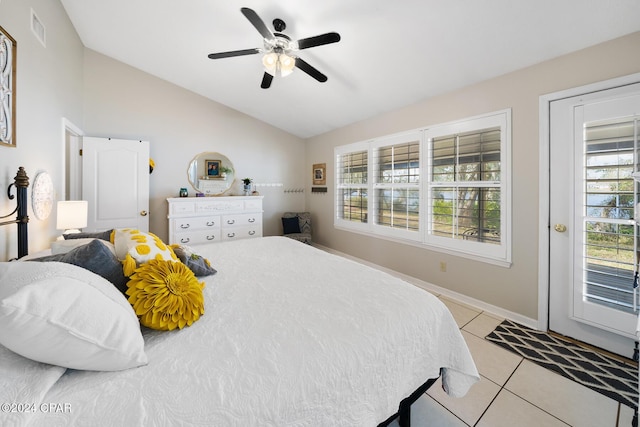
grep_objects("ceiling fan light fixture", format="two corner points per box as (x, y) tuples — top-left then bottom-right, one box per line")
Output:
(262, 52), (278, 75)
(279, 53), (295, 77)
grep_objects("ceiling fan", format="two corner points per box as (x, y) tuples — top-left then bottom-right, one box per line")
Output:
(207, 7), (341, 89)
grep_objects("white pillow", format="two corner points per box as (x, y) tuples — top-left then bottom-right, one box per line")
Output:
(0, 261), (148, 371)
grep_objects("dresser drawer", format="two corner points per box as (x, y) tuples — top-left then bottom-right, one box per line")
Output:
(221, 225), (262, 241)
(222, 213), (262, 227)
(172, 216), (221, 232)
(169, 201), (197, 215)
(173, 230), (221, 245)
(196, 199), (245, 213)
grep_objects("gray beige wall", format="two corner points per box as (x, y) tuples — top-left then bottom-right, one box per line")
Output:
(305, 32), (640, 323)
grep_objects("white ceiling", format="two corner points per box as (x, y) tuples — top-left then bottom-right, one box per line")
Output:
(60, 0), (640, 139)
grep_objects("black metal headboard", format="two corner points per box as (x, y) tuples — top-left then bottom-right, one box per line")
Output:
(0, 167), (29, 258)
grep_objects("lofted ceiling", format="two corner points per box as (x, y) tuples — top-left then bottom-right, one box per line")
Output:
(60, 0), (640, 139)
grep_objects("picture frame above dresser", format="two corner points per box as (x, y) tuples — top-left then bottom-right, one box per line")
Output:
(167, 196), (263, 246)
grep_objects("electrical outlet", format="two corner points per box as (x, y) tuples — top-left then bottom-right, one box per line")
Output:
(439, 261), (447, 272)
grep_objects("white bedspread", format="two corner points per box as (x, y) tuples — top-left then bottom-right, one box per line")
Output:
(24, 237), (478, 426)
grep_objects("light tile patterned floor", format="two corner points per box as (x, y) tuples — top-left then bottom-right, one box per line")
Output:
(391, 296), (638, 427)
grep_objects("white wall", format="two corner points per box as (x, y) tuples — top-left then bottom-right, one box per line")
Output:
(81, 49), (306, 243)
(0, 0), (84, 260)
(305, 32), (640, 322)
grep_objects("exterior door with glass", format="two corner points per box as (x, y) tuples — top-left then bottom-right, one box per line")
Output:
(549, 83), (640, 357)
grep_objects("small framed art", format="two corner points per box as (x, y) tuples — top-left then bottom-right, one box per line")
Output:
(312, 163), (326, 186)
(0, 25), (17, 148)
(206, 160), (221, 177)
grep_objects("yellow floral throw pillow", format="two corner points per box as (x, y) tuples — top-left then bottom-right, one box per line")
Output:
(113, 229), (177, 276)
(126, 259), (205, 330)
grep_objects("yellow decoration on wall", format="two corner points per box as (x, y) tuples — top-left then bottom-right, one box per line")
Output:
(126, 259), (205, 331)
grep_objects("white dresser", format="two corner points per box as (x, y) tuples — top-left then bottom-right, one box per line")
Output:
(167, 196), (263, 246)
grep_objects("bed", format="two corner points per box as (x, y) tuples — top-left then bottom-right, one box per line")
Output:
(0, 168), (479, 427)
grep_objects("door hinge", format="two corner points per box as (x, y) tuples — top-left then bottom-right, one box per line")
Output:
(79, 149), (83, 156)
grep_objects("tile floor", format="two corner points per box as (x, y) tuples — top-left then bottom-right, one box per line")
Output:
(391, 294), (638, 427)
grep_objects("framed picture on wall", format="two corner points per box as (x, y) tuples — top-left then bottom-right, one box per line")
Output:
(312, 163), (326, 186)
(0, 25), (17, 148)
(206, 160), (221, 177)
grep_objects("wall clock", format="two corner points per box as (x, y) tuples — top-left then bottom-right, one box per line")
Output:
(32, 172), (54, 220)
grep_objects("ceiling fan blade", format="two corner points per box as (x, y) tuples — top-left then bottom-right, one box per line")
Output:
(296, 32), (341, 50)
(241, 7), (274, 40)
(295, 58), (328, 82)
(261, 72), (273, 89)
(208, 48), (260, 59)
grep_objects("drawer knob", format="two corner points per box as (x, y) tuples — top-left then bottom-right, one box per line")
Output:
(180, 223), (190, 229)
(227, 219), (235, 225)
(180, 237), (190, 243)
(206, 221), (215, 226)
(227, 232), (235, 238)
(249, 230), (256, 235)
(248, 218), (255, 223)
(206, 235), (215, 241)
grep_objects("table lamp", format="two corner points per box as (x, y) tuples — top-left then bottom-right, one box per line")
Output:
(56, 200), (88, 236)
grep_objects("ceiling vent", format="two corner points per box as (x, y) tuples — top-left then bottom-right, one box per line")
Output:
(30, 8), (46, 47)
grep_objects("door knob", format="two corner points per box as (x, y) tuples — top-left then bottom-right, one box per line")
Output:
(140, 210), (148, 216)
(554, 224), (567, 233)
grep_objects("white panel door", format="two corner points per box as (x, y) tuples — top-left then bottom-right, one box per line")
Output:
(549, 84), (640, 357)
(82, 137), (149, 232)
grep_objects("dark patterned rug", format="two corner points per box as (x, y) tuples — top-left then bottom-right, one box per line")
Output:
(486, 319), (638, 410)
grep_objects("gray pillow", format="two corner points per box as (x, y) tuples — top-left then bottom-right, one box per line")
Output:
(63, 229), (113, 241)
(29, 239), (128, 295)
(172, 245), (217, 277)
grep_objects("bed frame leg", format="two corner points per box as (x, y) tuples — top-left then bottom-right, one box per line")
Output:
(398, 403), (411, 427)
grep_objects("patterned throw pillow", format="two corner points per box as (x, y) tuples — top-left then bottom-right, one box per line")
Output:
(113, 229), (177, 276)
(29, 239), (128, 294)
(171, 245), (217, 277)
(126, 259), (205, 330)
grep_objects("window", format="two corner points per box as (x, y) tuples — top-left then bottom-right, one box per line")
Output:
(428, 127), (502, 243)
(583, 116), (640, 313)
(334, 110), (511, 265)
(336, 143), (369, 226)
(372, 132), (421, 239)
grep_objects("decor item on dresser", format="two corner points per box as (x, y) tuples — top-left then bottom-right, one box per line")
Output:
(282, 212), (312, 244)
(0, 25), (17, 148)
(167, 195), (263, 245)
(187, 151), (235, 196)
(242, 177), (252, 195)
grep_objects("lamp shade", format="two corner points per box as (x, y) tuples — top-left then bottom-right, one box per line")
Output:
(279, 54), (295, 77)
(262, 52), (278, 75)
(56, 200), (88, 231)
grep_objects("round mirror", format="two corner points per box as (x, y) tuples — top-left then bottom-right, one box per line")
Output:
(187, 152), (235, 196)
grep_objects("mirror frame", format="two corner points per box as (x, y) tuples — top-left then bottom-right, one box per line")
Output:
(187, 152), (235, 196)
